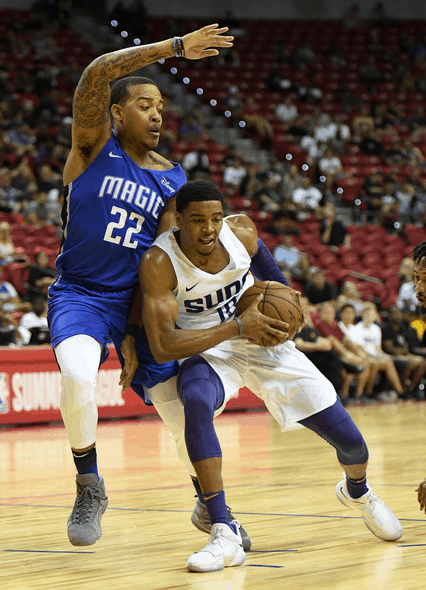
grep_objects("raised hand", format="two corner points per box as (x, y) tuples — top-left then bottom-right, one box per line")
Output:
(182, 23), (234, 60)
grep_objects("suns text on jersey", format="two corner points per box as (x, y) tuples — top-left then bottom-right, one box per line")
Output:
(99, 175), (165, 218)
(184, 272), (250, 322)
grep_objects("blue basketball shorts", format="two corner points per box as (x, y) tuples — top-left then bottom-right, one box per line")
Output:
(48, 276), (178, 394)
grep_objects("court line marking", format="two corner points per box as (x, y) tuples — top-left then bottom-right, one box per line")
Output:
(246, 563), (285, 568)
(398, 544), (426, 547)
(250, 549), (298, 553)
(0, 482), (417, 502)
(4, 549), (95, 554)
(0, 502), (423, 522)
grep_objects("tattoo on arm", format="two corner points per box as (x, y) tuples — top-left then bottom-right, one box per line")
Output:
(73, 44), (171, 130)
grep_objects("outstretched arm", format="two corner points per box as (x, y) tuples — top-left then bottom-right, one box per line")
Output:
(65, 24), (234, 183)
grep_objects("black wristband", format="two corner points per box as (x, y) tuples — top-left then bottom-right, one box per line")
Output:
(124, 323), (140, 339)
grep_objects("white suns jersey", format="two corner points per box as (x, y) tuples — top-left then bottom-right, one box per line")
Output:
(153, 220), (255, 329)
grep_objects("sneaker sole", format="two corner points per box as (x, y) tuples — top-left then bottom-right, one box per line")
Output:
(187, 549), (246, 572)
(68, 499), (108, 546)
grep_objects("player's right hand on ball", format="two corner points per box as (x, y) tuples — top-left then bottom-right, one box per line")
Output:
(239, 294), (290, 347)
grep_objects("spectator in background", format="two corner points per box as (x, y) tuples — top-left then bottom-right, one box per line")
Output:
(352, 104), (375, 137)
(292, 176), (323, 218)
(395, 179), (422, 223)
(318, 146), (344, 195)
(396, 279), (417, 311)
(0, 221), (17, 264)
(313, 300), (371, 403)
(253, 172), (282, 212)
(36, 163), (61, 194)
(381, 306), (426, 397)
(222, 85), (244, 125)
(265, 63), (295, 93)
(295, 40), (317, 68)
(181, 145), (211, 180)
(223, 156), (248, 188)
(0, 307), (22, 347)
(337, 281), (365, 319)
(408, 105), (426, 137)
(22, 190), (52, 226)
(341, 304), (403, 400)
(18, 296), (49, 345)
(26, 250), (56, 302)
(305, 268), (338, 306)
(332, 114), (352, 155)
(384, 137), (408, 167)
(268, 199), (300, 236)
(294, 297), (343, 395)
(399, 257), (415, 287)
(403, 138), (425, 168)
(282, 164), (304, 199)
(242, 96), (273, 149)
(275, 97), (299, 124)
(362, 168), (384, 221)
(178, 113), (203, 142)
(298, 74), (323, 105)
(319, 202), (350, 249)
(273, 234), (311, 283)
(0, 262), (31, 315)
(359, 130), (384, 156)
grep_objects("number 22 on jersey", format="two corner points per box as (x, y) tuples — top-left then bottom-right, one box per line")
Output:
(103, 205), (145, 249)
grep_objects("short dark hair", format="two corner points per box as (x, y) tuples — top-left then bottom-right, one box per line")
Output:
(413, 241), (426, 264)
(340, 303), (355, 313)
(109, 76), (159, 111)
(176, 180), (224, 213)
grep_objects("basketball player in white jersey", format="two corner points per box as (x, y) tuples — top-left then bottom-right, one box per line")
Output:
(135, 180), (402, 572)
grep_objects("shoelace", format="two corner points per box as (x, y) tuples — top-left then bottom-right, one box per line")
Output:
(72, 486), (98, 523)
(364, 492), (380, 511)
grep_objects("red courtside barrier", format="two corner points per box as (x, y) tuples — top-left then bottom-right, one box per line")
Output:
(0, 345), (265, 425)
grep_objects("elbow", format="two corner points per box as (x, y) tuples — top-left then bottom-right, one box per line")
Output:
(151, 346), (175, 364)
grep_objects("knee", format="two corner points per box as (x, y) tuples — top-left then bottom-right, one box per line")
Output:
(182, 383), (215, 421)
(338, 436), (369, 465)
(60, 367), (97, 412)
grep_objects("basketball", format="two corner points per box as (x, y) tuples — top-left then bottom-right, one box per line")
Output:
(236, 281), (304, 342)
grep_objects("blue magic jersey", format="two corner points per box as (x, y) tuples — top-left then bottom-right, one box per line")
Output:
(56, 134), (187, 290)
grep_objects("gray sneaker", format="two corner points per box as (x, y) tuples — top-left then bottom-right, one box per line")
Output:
(191, 498), (252, 551)
(67, 474), (108, 546)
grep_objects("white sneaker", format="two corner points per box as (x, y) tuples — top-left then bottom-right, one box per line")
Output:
(186, 522), (246, 572)
(336, 478), (403, 541)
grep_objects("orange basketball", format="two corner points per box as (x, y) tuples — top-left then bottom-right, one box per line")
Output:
(236, 281), (304, 342)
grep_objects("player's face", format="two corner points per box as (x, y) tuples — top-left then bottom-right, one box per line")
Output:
(413, 259), (426, 312)
(119, 84), (163, 149)
(177, 200), (224, 257)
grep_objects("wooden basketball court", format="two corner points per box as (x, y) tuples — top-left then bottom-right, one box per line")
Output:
(0, 401), (425, 590)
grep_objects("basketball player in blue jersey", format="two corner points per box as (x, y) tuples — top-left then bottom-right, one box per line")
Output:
(135, 180), (402, 571)
(47, 24), (234, 547)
